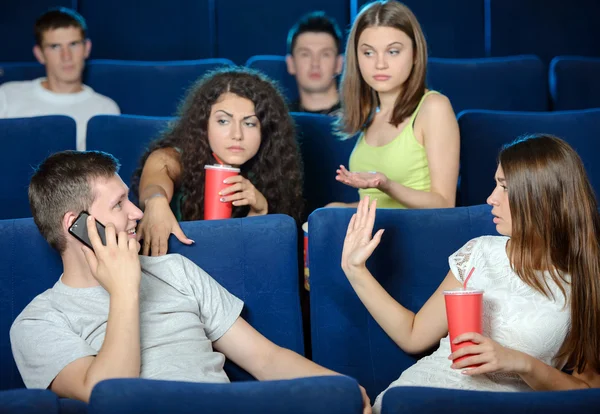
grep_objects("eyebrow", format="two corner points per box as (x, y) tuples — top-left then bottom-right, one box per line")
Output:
(110, 190), (128, 206)
(360, 41), (403, 48)
(496, 177), (506, 183)
(215, 110), (257, 120)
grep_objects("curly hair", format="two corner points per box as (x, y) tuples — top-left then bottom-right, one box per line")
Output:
(131, 67), (304, 223)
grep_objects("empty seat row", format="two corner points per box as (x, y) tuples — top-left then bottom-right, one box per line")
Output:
(5, 55), (599, 115)
(2, 207), (600, 412)
(2, 0), (600, 64)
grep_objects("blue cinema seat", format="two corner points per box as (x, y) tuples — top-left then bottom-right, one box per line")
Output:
(0, 116), (76, 219)
(0, 62), (45, 85)
(487, 0), (600, 64)
(0, 389), (61, 414)
(549, 56), (600, 110)
(292, 113), (359, 218)
(381, 386), (600, 414)
(309, 204), (497, 401)
(458, 109), (600, 206)
(245, 55), (298, 104)
(86, 115), (173, 188)
(88, 376), (364, 414)
(0, 0), (76, 62)
(0, 215), (302, 403)
(85, 59), (234, 116)
(79, 0), (215, 60)
(428, 56), (548, 114)
(214, 0), (349, 64)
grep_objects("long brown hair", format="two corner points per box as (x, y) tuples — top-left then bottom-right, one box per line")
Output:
(336, 0), (427, 137)
(500, 134), (600, 374)
(131, 67), (304, 223)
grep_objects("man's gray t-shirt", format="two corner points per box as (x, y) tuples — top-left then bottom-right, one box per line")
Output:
(10, 254), (244, 389)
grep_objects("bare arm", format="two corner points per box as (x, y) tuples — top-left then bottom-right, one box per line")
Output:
(214, 317), (338, 381)
(136, 148), (193, 255)
(379, 94), (460, 208)
(347, 267), (461, 354)
(520, 359), (600, 390)
(342, 196), (462, 354)
(138, 147), (182, 209)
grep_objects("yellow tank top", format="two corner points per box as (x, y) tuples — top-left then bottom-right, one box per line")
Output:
(348, 91), (437, 209)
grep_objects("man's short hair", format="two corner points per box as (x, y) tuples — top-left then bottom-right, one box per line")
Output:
(287, 11), (343, 55)
(34, 7), (88, 46)
(29, 151), (120, 253)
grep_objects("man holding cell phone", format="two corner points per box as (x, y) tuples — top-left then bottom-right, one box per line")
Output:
(10, 150), (371, 413)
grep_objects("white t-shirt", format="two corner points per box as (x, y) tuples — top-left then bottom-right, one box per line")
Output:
(0, 78), (120, 150)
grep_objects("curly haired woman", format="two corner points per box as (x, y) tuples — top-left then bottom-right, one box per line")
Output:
(131, 67), (304, 256)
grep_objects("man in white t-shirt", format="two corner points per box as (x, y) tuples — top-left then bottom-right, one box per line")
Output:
(0, 8), (119, 150)
(10, 150), (371, 412)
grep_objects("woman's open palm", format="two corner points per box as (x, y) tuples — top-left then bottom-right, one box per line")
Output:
(341, 196), (385, 275)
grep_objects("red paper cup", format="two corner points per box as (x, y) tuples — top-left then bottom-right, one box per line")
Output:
(302, 222), (309, 291)
(204, 164), (240, 220)
(444, 288), (484, 367)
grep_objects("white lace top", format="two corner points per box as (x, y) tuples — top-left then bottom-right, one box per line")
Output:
(374, 236), (571, 411)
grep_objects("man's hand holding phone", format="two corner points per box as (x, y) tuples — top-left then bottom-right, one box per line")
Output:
(81, 215), (142, 297)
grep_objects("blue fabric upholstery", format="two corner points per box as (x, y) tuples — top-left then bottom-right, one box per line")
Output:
(309, 205), (497, 400)
(428, 56), (548, 114)
(86, 115), (173, 187)
(84, 59), (233, 116)
(356, 0), (485, 58)
(458, 109), (600, 206)
(215, 0), (349, 64)
(245, 55), (298, 104)
(381, 386), (600, 414)
(0, 116), (76, 219)
(0, 62), (45, 85)
(488, 0), (600, 64)
(88, 376), (364, 414)
(0, 389), (60, 414)
(168, 215), (304, 380)
(78, 0), (215, 60)
(0, 0), (76, 62)
(549, 56), (600, 110)
(0, 215), (303, 389)
(58, 398), (88, 414)
(292, 113), (359, 218)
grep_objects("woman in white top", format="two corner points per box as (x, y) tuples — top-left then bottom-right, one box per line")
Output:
(341, 134), (600, 413)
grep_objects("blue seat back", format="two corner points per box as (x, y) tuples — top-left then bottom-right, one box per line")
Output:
(292, 113), (358, 218)
(0, 116), (76, 219)
(86, 115), (173, 188)
(488, 0), (600, 64)
(429, 56), (548, 114)
(79, 0), (215, 60)
(84, 59), (233, 116)
(215, 0), (349, 64)
(309, 205), (497, 400)
(458, 109), (600, 206)
(89, 376), (363, 414)
(0, 62), (45, 85)
(245, 56), (298, 104)
(549, 56), (600, 111)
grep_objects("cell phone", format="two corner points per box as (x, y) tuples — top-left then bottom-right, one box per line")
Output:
(68, 211), (107, 250)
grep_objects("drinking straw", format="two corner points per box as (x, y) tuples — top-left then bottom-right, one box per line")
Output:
(463, 267), (475, 290)
(212, 152), (224, 165)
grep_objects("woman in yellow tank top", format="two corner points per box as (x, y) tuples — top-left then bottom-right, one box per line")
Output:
(331, 1), (460, 209)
